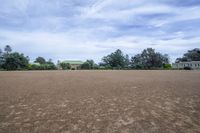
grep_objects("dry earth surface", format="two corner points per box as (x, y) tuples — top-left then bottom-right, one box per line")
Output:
(0, 70), (200, 133)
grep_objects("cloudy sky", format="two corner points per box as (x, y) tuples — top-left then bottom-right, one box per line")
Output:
(0, 0), (200, 63)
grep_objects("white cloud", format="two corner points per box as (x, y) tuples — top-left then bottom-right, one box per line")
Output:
(0, 0), (200, 63)
(1, 29), (199, 63)
(150, 6), (200, 27)
(81, 1), (173, 21)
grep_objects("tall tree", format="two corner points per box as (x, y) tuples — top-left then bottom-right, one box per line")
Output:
(34, 57), (46, 64)
(81, 60), (95, 69)
(46, 59), (56, 70)
(176, 48), (200, 62)
(2, 52), (29, 70)
(86, 60), (95, 69)
(131, 48), (169, 69)
(0, 48), (2, 55)
(102, 49), (127, 69)
(4, 45), (12, 54)
(124, 54), (130, 68)
(0, 48), (3, 68)
(81, 61), (91, 69)
(60, 62), (71, 70)
(131, 54), (143, 69)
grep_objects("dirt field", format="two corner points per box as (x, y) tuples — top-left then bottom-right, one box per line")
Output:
(0, 70), (200, 133)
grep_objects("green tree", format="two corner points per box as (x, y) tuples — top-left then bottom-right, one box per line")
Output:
(93, 64), (100, 69)
(101, 49), (127, 69)
(0, 48), (2, 55)
(2, 52), (29, 70)
(46, 59), (57, 70)
(4, 45), (12, 54)
(176, 48), (200, 62)
(34, 57), (46, 64)
(0, 48), (3, 69)
(81, 62), (90, 69)
(28, 59), (56, 70)
(131, 48), (169, 69)
(124, 54), (130, 68)
(86, 60), (94, 68)
(131, 54), (144, 69)
(81, 60), (96, 69)
(60, 62), (71, 70)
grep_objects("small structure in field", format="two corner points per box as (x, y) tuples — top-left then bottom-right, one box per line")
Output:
(62, 60), (83, 70)
(172, 61), (200, 70)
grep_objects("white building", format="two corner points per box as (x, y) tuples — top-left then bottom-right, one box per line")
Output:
(172, 61), (200, 70)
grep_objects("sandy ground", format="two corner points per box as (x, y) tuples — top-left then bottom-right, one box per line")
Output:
(0, 70), (200, 133)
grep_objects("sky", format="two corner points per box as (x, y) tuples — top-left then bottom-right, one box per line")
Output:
(0, 0), (200, 63)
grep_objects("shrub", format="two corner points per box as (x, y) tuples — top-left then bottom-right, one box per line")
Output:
(163, 64), (172, 69)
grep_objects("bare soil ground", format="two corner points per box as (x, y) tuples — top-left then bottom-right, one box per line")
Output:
(0, 70), (200, 133)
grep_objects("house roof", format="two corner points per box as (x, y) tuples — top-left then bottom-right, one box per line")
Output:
(173, 61), (200, 64)
(62, 60), (83, 65)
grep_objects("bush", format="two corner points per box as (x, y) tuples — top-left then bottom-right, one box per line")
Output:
(135, 64), (144, 69)
(28, 63), (57, 70)
(163, 64), (172, 69)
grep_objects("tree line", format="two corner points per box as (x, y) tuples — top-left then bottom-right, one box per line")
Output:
(0, 45), (199, 70)
(0, 45), (56, 70)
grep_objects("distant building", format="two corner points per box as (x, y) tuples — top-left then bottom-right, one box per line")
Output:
(172, 61), (200, 70)
(62, 60), (83, 70)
